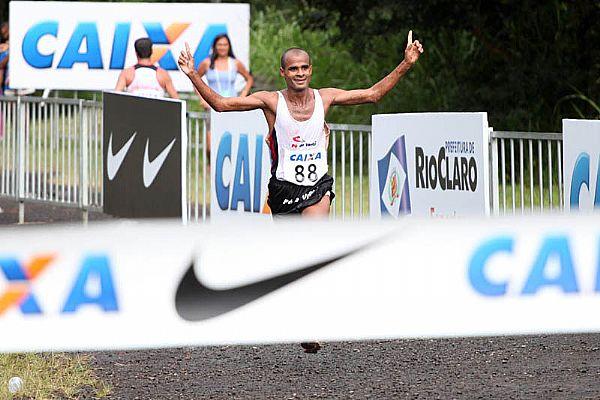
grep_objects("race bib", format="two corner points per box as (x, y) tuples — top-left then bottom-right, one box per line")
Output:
(283, 148), (328, 186)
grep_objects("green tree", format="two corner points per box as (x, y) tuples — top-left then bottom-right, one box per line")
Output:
(304, 0), (600, 130)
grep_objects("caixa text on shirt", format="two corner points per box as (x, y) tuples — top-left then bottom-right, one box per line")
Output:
(415, 146), (477, 192)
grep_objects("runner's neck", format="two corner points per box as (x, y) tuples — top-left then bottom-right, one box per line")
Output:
(284, 88), (313, 107)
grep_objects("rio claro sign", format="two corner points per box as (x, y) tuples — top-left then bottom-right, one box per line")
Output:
(369, 112), (491, 218)
(9, 1), (249, 91)
(563, 119), (600, 212)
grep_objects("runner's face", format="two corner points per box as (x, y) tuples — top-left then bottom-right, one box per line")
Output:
(280, 53), (312, 91)
(215, 37), (230, 58)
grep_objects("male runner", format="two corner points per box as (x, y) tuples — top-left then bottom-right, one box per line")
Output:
(179, 31), (422, 218)
(116, 37), (179, 99)
(179, 32), (422, 352)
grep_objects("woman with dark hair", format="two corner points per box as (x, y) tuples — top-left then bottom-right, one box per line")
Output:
(196, 34), (253, 158)
(196, 34), (253, 106)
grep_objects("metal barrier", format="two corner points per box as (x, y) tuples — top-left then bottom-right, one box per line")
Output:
(186, 111), (209, 222)
(0, 95), (566, 221)
(0, 97), (369, 222)
(490, 131), (563, 215)
(182, 116), (370, 221)
(329, 123), (371, 219)
(0, 96), (103, 222)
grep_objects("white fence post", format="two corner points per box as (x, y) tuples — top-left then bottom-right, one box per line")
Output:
(16, 96), (26, 224)
(490, 127), (500, 216)
(79, 100), (89, 224)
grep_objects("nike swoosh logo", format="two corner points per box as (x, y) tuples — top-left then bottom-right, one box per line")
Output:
(174, 245), (369, 322)
(106, 132), (137, 180)
(143, 138), (176, 188)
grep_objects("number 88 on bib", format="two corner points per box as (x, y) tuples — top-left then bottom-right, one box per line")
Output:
(283, 148), (328, 186)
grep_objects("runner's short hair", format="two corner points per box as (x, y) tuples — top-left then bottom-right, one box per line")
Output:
(280, 48), (311, 69)
(134, 38), (153, 59)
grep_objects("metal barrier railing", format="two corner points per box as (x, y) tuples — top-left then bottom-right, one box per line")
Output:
(0, 96), (368, 222)
(0, 95), (565, 221)
(186, 111), (209, 222)
(0, 96), (103, 221)
(329, 123), (371, 219)
(490, 131), (563, 214)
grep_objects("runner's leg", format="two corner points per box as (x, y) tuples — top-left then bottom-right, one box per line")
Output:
(301, 194), (330, 218)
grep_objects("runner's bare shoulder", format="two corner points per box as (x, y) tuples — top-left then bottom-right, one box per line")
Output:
(251, 91), (278, 112)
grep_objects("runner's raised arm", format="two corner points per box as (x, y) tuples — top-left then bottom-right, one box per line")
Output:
(320, 31), (423, 107)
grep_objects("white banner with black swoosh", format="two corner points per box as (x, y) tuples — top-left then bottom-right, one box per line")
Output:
(1, 214), (600, 352)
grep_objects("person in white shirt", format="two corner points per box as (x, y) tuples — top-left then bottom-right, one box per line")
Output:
(115, 37), (179, 99)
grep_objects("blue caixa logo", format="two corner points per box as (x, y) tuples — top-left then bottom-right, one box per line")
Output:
(215, 132), (266, 213)
(22, 21), (227, 70)
(468, 235), (598, 296)
(0, 254), (118, 316)
(570, 152), (600, 210)
(377, 136), (411, 218)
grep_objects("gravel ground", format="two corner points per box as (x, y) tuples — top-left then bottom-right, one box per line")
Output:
(89, 335), (600, 399)
(2, 198), (599, 399)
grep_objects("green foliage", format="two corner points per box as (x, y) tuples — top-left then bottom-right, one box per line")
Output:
(7, 0), (598, 130)
(302, 0), (600, 130)
(251, 8), (437, 124)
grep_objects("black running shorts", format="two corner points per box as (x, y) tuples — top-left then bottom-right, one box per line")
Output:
(267, 174), (335, 215)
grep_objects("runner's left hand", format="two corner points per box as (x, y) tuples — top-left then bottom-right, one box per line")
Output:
(404, 30), (424, 66)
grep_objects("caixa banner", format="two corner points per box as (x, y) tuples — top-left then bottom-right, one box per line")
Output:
(563, 119), (600, 212)
(2, 215), (600, 353)
(369, 112), (491, 218)
(210, 110), (271, 219)
(9, 1), (249, 91)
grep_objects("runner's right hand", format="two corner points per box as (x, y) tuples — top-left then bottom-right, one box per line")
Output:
(404, 30), (424, 66)
(178, 43), (195, 75)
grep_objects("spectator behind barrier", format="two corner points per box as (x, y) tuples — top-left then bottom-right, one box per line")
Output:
(0, 22), (9, 95)
(195, 34), (254, 158)
(115, 37), (179, 99)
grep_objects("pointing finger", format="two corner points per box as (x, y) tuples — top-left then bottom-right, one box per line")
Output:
(408, 30), (413, 45)
(185, 42), (192, 57)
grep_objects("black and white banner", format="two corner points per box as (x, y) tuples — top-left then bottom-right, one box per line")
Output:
(103, 92), (186, 220)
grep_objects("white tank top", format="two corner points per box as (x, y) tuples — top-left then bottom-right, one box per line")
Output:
(272, 89), (328, 185)
(127, 65), (164, 98)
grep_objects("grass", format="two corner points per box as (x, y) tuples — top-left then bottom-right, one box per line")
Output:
(496, 181), (562, 214)
(0, 353), (109, 399)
